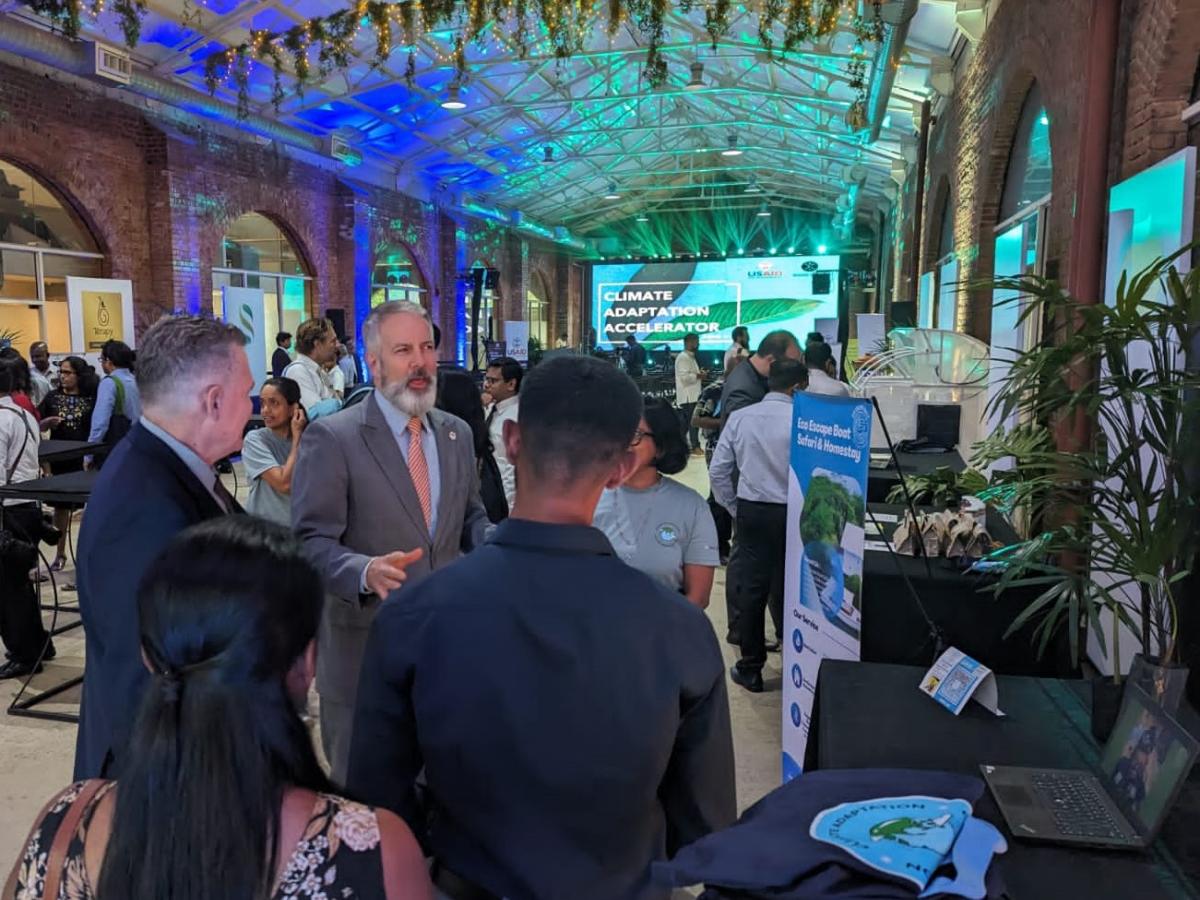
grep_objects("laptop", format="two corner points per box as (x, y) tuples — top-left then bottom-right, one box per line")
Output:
(981, 685), (1199, 849)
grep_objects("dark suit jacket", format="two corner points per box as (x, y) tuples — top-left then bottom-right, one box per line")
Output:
(73, 423), (228, 779)
(347, 519), (736, 900)
(272, 347), (292, 378)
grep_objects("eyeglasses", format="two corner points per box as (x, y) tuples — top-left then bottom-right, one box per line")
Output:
(630, 429), (655, 447)
(483, 376), (502, 386)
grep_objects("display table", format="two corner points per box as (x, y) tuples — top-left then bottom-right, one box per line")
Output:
(1, 470), (98, 723)
(861, 502), (1074, 677)
(808, 660), (1200, 899)
(867, 448), (965, 503)
(38, 439), (105, 465)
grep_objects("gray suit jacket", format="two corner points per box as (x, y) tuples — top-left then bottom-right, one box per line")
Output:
(292, 393), (489, 707)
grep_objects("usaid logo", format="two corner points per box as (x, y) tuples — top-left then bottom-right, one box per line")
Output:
(748, 261), (784, 279)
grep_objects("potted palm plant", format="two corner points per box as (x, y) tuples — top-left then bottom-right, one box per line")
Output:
(979, 248), (1200, 738)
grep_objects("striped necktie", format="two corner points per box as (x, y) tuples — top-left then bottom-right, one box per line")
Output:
(407, 416), (432, 530)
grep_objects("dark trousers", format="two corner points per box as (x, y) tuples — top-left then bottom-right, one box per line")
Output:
(708, 492), (732, 560)
(735, 500), (788, 674)
(679, 402), (699, 449)
(0, 504), (49, 664)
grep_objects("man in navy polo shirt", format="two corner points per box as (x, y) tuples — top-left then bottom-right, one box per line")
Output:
(347, 355), (736, 900)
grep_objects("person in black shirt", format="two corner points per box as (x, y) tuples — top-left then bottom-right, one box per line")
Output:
(271, 331), (292, 378)
(347, 355), (735, 900)
(624, 332), (647, 377)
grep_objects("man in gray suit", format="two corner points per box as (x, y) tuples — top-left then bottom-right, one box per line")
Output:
(292, 300), (489, 780)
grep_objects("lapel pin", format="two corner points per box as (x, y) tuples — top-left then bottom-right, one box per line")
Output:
(449, 430), (457, 441)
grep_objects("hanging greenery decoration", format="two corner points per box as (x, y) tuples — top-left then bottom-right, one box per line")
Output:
(21, 0), (887, 118)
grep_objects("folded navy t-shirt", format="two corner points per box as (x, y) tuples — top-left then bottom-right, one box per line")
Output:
(654, 768), (1004, 899)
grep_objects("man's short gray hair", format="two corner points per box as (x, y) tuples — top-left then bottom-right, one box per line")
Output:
(136, 315), (247, 408)
(362, 301), (431, 355)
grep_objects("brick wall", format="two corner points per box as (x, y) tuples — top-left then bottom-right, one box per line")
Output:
(918, 0), (1091, 341)
(916, 0), (1200, 340)
(0, 57), (584, 355)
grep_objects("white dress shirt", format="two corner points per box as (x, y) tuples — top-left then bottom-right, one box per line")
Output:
(486, 394), (519, 509)
(0, 396), (39, 505)
(723, 342), (749, 372)
(283, 353), (335, 411)
(676, 348), (700, 405)
(806, 369), (851, 397)
(674, 350), (702, 405)
(709, 392), (794, 514)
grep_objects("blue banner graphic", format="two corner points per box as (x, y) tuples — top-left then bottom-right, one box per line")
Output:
(783, 393), (871, 780)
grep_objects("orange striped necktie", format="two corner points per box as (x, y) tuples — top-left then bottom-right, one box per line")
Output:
(407, 416), (432, 530)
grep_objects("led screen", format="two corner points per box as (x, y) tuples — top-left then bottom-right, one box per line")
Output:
(591, 255), (840, 349)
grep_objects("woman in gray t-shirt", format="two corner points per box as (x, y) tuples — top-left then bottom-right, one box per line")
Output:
(593, 397), (720, 607)
(241, 377), (307, 526)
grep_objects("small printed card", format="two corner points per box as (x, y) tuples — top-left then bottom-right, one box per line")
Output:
(919, 647), (1004, 717)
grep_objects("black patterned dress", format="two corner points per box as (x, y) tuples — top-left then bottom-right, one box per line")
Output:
(11, 782), (389, 899)
(37, 391), (94, 475)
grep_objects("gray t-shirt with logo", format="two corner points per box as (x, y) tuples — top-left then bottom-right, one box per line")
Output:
(593, 477), (721, 593)
(241, 427), (293, 526)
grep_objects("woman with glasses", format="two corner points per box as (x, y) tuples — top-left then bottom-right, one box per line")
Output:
(593, 397), (719, 608)
(37, 355), (99, 569)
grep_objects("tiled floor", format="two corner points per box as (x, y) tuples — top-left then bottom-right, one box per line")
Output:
(0, 456), (783, 867)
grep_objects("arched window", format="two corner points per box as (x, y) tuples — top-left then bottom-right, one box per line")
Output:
(371, 245), (426, 307)
(526, 270), (552, 347)
(999, 82), (1052, 221)
(989, 81), (1053, 439)
(0, 160), (104, 352)
(212, 212), (313, 350)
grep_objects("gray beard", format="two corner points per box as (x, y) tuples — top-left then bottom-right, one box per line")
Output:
(380, 376), (436, 417)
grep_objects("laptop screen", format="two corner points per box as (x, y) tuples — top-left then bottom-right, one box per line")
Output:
(1099, 686), (1199, 836)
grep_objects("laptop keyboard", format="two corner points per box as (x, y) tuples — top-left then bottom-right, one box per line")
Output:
(1030, 772), (1128, 840)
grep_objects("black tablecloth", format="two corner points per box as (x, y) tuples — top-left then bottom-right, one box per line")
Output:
(809, 660), (1200, 899)
(0, 470), (98, 504)
(862, 503), (1074, 677)
(38, 439), (104, 464)
(867, 448), (965, 503)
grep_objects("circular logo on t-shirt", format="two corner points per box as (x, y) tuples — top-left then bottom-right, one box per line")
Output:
(656, 523), (680, 547)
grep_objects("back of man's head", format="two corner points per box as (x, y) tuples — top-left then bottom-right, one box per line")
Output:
(756, 330), (799, 361)
(137, 315), (247, 411)
(804, 341), (834, 371)
(768, 358), (808, 393)
(518, 356), (641, 485)
(276, 331), (292, 347)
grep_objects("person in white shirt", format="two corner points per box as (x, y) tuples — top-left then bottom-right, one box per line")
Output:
(803, 341), (850, 397)
(483, 356), (522, 510)
(709, 358), (808, 694)
(0, 353), (49, 679)
(28, 342), (52, 405)
(336, 340), (358, 390)
(723, 326), (751, 375)
(283, 317), (341, 419)
(674, 333), (704, 453)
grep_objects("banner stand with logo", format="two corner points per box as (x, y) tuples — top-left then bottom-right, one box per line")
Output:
(222, 286), (267, 396)
(782, 393), (872, 780)
(66, 277), (135, 364)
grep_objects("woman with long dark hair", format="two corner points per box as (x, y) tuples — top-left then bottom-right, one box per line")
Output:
(6, 516), (432, 900)
(38, 355), (99, 569)
(0, 347), (40, 422)
(593, 396), (719, 608)
(437, 367), (508, 523)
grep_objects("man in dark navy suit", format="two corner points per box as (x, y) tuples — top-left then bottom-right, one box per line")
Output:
(73, 315), (253, 780)
(347, 355), (736, 900)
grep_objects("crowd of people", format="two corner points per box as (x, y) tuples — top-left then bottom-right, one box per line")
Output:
(0, 304), (855, 899)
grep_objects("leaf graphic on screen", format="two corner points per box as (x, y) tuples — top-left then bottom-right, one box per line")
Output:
(640, 298), (825, 344)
